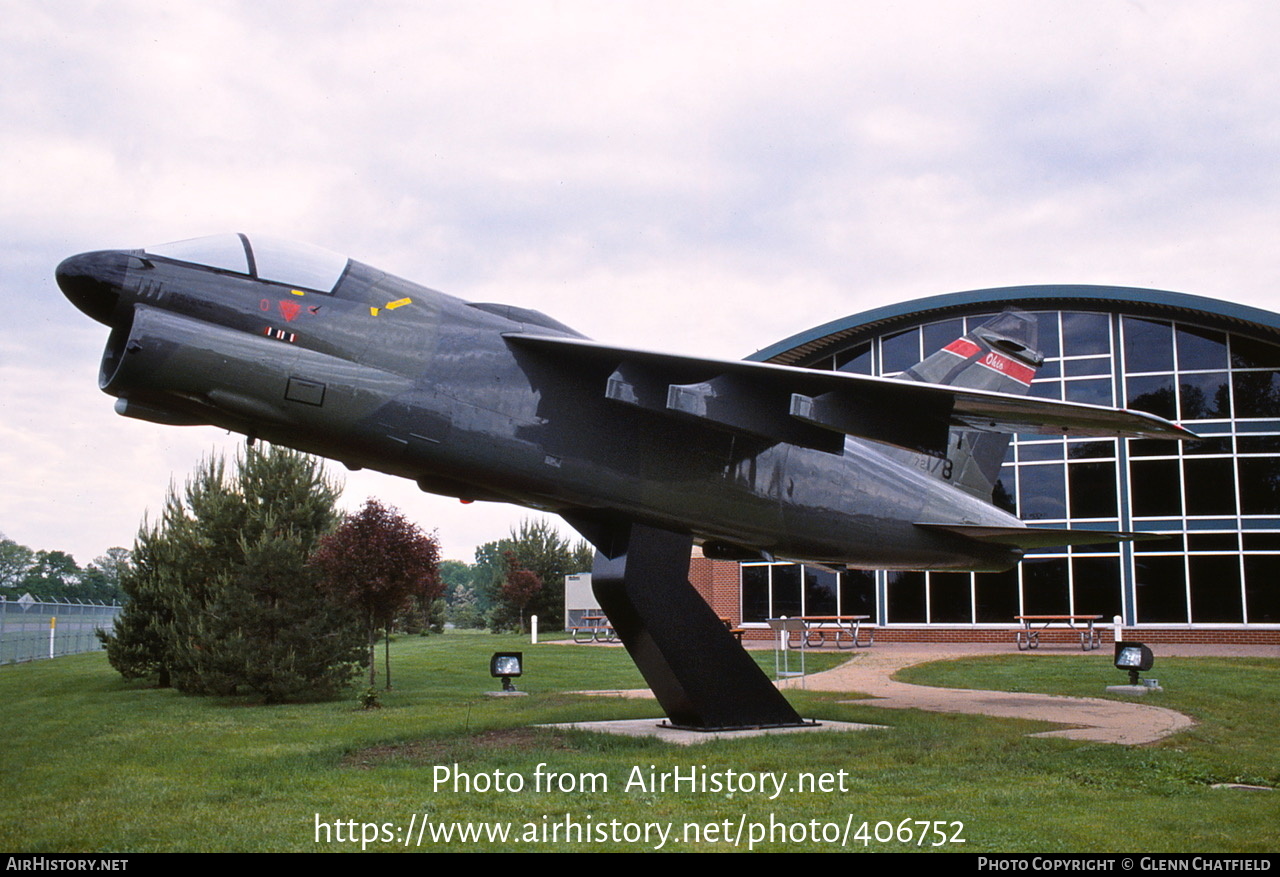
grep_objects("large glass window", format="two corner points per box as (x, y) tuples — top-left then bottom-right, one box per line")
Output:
(886, 571), (926, 623)
(880, 329), (922, 374)
(1232, 371), (1280, 418)
(1072, 556), (1122, 619)
(771, 565), (802, 617)
(1177, 326), (1229, 371)
(922, 319), (964, 355)
(1243, 555), (1280, 622)
(835, 342), (873, 374)
(1068, 460), (1118, 519)
(1018, 464), (1067, 521)
(741, 565), (770, 623)
(975, 568), (1019, 622)
(1127, 374), (1177, 419)
(1130, 459), (1182, 517)
(1022, 557), (1070, 615)
(1179, 374), (1231, 420)
(1135, 556), (1188, 623)
(1123, 317), (1175, 373)
(929, 572), (972, 623)
(741, 564), (872, 622)
(1062, 312), (1111, 356)
(804, 567), (839, 615)
(842, 570), (876, 616)
(1238, 458), (1280, 515)
(1189, 555), (1243, 623)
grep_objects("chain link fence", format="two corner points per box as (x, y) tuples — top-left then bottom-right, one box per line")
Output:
(0, 595), (122, 664)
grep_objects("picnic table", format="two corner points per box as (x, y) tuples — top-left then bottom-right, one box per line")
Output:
(571, 614), (616, 644)
(719, 617), (747, 642)
(1014, 615), (1103, 651)
(788, 615), (875, 649)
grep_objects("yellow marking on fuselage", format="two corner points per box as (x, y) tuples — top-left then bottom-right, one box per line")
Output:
(370, 307), (380, 316)
(291, 289), (305, 296)
(385, 297), (412, 310)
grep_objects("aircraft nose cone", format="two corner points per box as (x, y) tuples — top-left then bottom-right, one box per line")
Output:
(56, 250), (130, 325)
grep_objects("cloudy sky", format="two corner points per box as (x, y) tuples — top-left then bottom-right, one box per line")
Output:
(4, 0), (1279, 567)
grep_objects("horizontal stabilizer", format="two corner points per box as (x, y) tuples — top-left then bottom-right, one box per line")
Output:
(915, 522), (1156, 550)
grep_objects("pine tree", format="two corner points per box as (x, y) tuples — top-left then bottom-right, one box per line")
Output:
(99, 518), (179, 687)
(192, 447), (364, 702)
(101, 445), (366, 701)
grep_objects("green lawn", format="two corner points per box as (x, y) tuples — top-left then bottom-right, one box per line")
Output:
(1, 633), (1276, 853)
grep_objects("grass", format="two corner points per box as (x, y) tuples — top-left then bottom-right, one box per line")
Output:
(1, 633), (1277, 853)
(898, 652), (1280, 792)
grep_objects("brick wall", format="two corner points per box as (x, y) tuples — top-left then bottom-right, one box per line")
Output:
(688, 554), (741, 624)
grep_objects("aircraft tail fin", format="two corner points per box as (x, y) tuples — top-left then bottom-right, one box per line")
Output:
(896, 310), (1043, 502)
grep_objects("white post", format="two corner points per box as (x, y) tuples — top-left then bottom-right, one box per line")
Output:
(49, 616), (57, 659)
(1112, 614), (1123, 645)
(530, 614), (538, 645)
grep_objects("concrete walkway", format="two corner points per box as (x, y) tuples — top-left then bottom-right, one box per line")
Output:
(571, 641), (1277, 744)
(775, 643), (1200, 745)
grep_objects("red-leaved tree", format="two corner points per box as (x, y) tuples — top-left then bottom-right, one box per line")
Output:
(501, 551), (542, 634)
(310, 499), (441, 689)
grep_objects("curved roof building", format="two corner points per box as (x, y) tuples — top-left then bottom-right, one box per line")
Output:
(731, 285), (1280, 640)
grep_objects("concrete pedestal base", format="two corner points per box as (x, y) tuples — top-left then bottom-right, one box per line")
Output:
(1105, 683), (1162, 695)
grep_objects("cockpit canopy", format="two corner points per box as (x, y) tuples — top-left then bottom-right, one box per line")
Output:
(144, 233), (349, 293)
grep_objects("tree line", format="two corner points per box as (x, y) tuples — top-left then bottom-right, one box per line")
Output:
(0, 536), (130, 604)
(442, 519), (595, 633)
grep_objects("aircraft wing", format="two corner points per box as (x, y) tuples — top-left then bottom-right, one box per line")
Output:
(505, 332), (1197, 456)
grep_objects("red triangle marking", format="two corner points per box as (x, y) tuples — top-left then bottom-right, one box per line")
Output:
(278, 300), (302, 322)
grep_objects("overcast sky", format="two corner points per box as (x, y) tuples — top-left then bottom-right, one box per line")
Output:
(4, 0), (1279, 567)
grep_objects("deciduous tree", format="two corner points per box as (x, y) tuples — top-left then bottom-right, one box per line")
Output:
(501, 552), (542, 634)
(20, 550), (81, 599)
(311, 499), (441, 689)
(0, 537), (34, 593)
(477, 518), (595, 630)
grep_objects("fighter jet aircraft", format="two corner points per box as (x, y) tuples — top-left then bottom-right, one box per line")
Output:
(57, 233), (1195, 729)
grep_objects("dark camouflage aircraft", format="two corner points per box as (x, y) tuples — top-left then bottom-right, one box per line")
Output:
(58, 234), (1194, 728)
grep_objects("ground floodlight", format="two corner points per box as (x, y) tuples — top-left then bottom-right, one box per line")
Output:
(490, 652), (523, 692)
(1114, 641), (1154, 686)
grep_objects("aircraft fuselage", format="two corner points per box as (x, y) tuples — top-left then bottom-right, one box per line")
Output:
(54, 236), (1104, 573)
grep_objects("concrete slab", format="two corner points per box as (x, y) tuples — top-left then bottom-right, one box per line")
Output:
(541, 717), (887, 746)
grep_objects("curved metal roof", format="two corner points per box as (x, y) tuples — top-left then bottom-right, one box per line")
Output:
(747, 285), (1280, 366)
